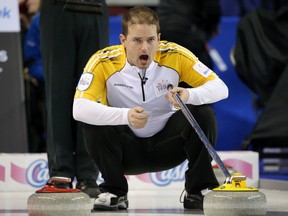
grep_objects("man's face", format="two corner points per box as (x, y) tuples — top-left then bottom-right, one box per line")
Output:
(120, 24), (160, 69)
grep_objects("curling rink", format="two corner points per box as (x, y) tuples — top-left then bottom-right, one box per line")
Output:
(0, 153), (288, 216)
(1, 187), (288, 216)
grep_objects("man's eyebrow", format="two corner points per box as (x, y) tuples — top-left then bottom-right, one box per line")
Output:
(131, 36), (156, 40)
(133, 35), (156, 38)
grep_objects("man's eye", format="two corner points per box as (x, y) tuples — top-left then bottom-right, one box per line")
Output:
(134, 39), (141, 43)
(148, 38), (155, 43)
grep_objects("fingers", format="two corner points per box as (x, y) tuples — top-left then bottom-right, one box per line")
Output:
(165, 93), (181, 109)
(166, 87), (189, 105)
(165, 87), (182, 108)
(128, 107), (150, 128)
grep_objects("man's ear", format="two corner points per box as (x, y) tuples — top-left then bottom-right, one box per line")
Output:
(120, 34), (126, 46)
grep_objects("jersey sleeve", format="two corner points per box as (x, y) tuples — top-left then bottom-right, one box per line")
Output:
(74, 45), (125, 105)
(176, 45), (218, 87)
(157, 41), (218, 87)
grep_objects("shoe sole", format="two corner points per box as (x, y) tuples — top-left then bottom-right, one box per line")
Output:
(93, 200), (129, 211)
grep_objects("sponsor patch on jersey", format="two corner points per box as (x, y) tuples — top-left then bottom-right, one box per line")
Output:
(193, 61), (211, 77)
(153, 79), (169, 97)
(77, 72), (93, 91)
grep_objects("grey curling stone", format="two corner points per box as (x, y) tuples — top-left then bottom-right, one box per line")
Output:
(204, 191), (267, 216)
(27, 177), (91, 216)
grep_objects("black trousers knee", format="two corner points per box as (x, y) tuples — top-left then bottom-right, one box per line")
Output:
(84, 105), (219, 196)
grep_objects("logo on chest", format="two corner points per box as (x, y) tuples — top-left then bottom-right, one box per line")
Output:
(154, 79), (169, 97)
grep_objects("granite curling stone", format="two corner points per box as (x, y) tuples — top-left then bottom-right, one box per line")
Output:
(203, 173), (267, 216)
(27, 176), (91, 216)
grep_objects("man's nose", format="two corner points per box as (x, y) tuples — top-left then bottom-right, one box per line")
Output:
(141, 42), (148, 52)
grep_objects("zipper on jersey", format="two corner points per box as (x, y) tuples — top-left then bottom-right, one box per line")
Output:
(138, 69), (148, 102)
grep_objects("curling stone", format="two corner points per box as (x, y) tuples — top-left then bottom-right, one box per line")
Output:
(204, 173), (267, 216)
(27, 176), (91, 216)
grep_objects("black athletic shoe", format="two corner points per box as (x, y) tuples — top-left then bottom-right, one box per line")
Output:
(183, 192), (204, 210)
(182, 188), (211, 210)
(76, 179), (101, 198)
(93, 192), (129, 210)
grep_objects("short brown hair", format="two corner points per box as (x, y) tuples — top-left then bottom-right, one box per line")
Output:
(122, 6), (160, 36)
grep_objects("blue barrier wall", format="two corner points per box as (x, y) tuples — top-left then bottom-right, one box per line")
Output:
(109, 16), (122, 45)
(108, 16), (257, 150)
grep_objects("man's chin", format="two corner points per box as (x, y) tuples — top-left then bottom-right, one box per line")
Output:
(137, 62), (150, 69)
(138, 66), (148, 70)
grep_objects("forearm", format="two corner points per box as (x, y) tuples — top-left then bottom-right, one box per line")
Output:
(73, 98), (130, 125)
(187, 78), (229, 105)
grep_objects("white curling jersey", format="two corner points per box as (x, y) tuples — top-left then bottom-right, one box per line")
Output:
(74, 41), (218, 137)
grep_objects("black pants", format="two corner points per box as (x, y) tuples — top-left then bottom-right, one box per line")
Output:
(25, 79), (47, 153)
(40, 0), (109, 180)
(84, 105), (219, 196)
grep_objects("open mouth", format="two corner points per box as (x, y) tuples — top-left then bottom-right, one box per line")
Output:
(139, 54), (149, 61)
